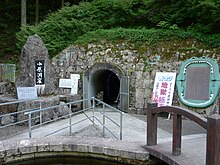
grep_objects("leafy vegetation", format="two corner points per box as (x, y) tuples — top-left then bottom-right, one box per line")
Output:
(75, 28), (220, 47)
(1, 0), (220, 62)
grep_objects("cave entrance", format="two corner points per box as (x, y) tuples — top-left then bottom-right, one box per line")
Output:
(91, 69), (120, 105)
(83, 63), (129, 111)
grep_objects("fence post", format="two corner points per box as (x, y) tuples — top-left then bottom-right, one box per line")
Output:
(147, 102), (158, 145)
(102, 104), (105, 138)
(28, 113), (32, 138)
(120, 111), (123, 140)
(39, 100), (42, 125)
(91, 97), (95, 125)
(206, 114), (220, 165)
(173, 113), (182, 156)
(69, 103), (72, 135)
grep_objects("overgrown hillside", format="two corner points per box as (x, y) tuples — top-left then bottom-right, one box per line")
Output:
(1, 0), (220, 64)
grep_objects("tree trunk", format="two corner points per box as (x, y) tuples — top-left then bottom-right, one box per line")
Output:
(61, 0), (64, 7)
(35, 0), (39, 24)
(21, 0), (27, 26)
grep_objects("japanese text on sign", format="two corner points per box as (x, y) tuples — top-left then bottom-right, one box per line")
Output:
(59, 74), (80, 95)
(17, 87), (38, 100)
(151, 72), (176, 107)
(35, 60), (45, 85)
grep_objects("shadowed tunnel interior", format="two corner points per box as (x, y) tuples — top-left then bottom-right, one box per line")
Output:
(90, 70), (120, 105)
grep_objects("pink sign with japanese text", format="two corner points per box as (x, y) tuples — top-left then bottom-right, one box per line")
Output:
(152, 72), (176, 107)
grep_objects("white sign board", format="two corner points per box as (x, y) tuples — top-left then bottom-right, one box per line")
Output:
(151, 72), (176, 107)
(70, 74), (80, 94)
(71, 74), (80, 80)
(59, 79), (74, 88)
(17, 87), (38, 100)
(59, 74), (80, 95)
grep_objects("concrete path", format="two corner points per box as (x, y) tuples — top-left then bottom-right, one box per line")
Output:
(2, 110), (207, 165)
(5, 110), (172, 142)
(144, 134), (206, 165)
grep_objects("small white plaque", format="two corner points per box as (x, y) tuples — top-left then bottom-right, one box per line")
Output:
(17, 87), (38, 100)
(70, 74), (80, 80)
(59, 74), (80, 94)
(59, 79), (74, 88)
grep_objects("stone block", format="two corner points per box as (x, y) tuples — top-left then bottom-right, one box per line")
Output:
(90, 146), (105, 154)
(1, 115), (15, 126)
(104, 148), (118, 157)
(135, 152), (149, 160)
(118, 150), (136, 159)
(18, 139), (38, 154)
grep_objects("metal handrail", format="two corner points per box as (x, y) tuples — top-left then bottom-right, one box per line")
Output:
(0, 98), (45, 140)
(24, 97), (124, 140)
(0, 98), (43, 129)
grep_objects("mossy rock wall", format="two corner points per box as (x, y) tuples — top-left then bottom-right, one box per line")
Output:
(52, 39), (220, 115)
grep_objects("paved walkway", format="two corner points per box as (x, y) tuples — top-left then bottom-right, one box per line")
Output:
(2, 111), (207, 164)
(5, 111), (172, 142)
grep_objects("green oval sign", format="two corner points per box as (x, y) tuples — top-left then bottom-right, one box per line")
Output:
(176, 57), (220, 108)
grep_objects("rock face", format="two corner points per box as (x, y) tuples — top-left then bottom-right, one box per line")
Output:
(52, 41), (220, 115)
(16, 34), (56, 96)
(16, 96), (75, 126)
(14, 35), (220, 115)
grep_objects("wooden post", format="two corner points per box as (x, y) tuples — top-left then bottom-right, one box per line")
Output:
(147, 103), (158, 145)
(206, 114), (220, 165)
(173, 113), (182, 156)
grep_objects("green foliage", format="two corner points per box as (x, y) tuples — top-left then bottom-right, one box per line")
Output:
(15, 0), (220, 59)
(0, 2), (20, 63)
(157, 21), (179, 30)
(76, 28), (220, 48)
(16, 14), (88, 56)
(145, 0), (220, 33)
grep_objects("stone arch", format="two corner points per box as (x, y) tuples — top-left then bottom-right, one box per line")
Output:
(84, 63), (126, 107)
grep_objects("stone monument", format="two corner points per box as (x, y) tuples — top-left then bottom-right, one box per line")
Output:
(16, 34), (56, 96)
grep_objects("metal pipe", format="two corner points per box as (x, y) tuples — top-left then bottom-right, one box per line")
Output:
(92, 97), (95, 125)
(103, 104), (106, 137)
(25, 98), (91, 115)
(1, 97), (124, 140)
(69, 103), (72, 135)
(39, 100), (42, 125)
(104, 114), (120, 127)
(28, 113), (32, 138)
(120, 112), (123, 140)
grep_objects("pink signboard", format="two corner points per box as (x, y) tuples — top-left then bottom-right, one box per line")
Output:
(152, 72), (176, 107)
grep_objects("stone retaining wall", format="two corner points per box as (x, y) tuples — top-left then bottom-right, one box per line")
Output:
(0, 136), (149, 165)
(52, 40), (220, 115)
(0, 94), (81, 126)
(7, 35), (220, 115)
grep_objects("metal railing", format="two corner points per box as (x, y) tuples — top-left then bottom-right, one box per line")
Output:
(92, 97), (124, 140)
(0, 98), (42, 140)
(24, 97), (124, 140)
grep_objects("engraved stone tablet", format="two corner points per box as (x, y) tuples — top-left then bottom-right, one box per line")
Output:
(185, 67), (210, 100)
